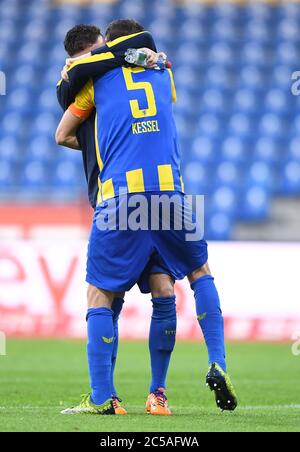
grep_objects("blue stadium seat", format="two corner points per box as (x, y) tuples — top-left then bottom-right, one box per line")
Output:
(215, 162), (240, 188)
(213, 19), (240, 42)
(254, 137), (280, 165)
(277, 42), (299, 65)
(207, 212), (233, 241)
(0, 113), (24, 139)
(233, 89), (258, 114)
(18, 42), (42, 65)
(184, 161), (211, 194)
(209, 42), (236, 66)
(27, 136), (55, 163)
(246, 20), (272, 43)
(278, 19), (299, 42)
(221, 136), (248, 165)
(273, 65), (294, 89)
(248, 162), (274, 190)
(22, 161), (48, 189)
(206, 66), (233, 89)
(239, 65), (266, 89)
(198, 113), (223, 138)
(240, 186), (270, 221)
(0, 161), (13, 188)
(212, 186), (238, 217)
(6, 88), (31, 114)
(289, 138), (300, 162)
(259, 113), (286, 137)
(0, 136), (20, 163)
(229, 113), (254, 138)
(281, 161), (300, 195)
(191, 136), (218, 166)
(12, 65), (37, 88)
(264, 89), (289, 114)
(202, 89), (228, 114)
(39, 88), (60, 113)
(32, 113), (58, 138)
(53, 160), (80, 188)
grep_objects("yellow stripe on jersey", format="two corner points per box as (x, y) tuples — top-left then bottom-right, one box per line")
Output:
(158, 165), (175, 191)
(106, 32), (145, 48)
(97, 178), (103, 205)
(94, 112), (104, 204)
(94, 113), (103, 172)
(167, 69), (177, 104)
(57, 79), (62, 87)
(102, 179), (115, 201)
(180, 176), (185, 193)
(126, 169), (145, 193)
(67, 52), (115, 72)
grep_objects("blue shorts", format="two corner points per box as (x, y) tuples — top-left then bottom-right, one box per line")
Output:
(86, 192), (208, 293)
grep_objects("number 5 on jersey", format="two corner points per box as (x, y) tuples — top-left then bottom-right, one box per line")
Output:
(122, 67), (157, 119)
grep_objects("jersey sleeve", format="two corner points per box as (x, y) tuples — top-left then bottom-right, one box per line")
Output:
(94, 31), (157, 54)
(68, 79), (95, 119)
(66, 32), (157, 99)
(168, 69), (177, 104)
(57, 79), (74, 111)
(67, 52), (118, 99)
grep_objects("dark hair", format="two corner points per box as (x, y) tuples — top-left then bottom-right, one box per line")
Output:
(105, 19), (145, 42)
(64, 24), (102, 57)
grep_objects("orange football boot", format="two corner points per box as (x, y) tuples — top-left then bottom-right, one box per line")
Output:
(112, 396), (127, 415)
(146, 390), (172, 416)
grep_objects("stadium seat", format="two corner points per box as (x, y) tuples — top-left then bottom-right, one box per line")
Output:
(240, 186), (270, 221)
(0, 161), (13, 188)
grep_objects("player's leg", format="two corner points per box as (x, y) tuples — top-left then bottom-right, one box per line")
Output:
(147, 273), (176, 416)
(111, 292), (125, 397)
(62, 285), (118, 414)
(86, 284), (115, 405)
(110, 293), (127, 414)
(152, 191), (237, 411)
(188, 263), (226, 372)
(188, 264), (237, 411)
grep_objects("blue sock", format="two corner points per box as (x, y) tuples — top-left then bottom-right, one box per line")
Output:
(191, 275), (227, 372)
(111, 298), (124, 397)
(149, 296), (177, 393)
(86, 307), (114, 405)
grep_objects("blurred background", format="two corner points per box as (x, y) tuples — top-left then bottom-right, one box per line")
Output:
(0, 0), (299, 342)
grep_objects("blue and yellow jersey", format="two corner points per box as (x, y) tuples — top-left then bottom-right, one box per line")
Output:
(56, 31), (158, 208)
(60, 31), (157, 102)
(69, 67), (184, 203)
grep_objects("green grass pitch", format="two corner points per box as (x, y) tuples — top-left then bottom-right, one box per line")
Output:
(1, 340), (299, 432)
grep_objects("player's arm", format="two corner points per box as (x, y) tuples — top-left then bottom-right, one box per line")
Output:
(70, 31), (157, 62)
(56, 80), (95, 150)
(64, 31), (158, 98)
(93, 31), (157, 54)
(55, 110), (84, 150)
(56, 78), (74, 110)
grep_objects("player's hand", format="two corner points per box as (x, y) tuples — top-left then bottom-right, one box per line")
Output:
(65, 51), (92, 69)
(139, 48), (167, 69)
(61, 51), (92, 83)
(61, 64), (69, 82)
(157, 52), (167, 62)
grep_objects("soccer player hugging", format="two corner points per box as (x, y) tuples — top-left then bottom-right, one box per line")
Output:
(56, 19), (237, 416)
